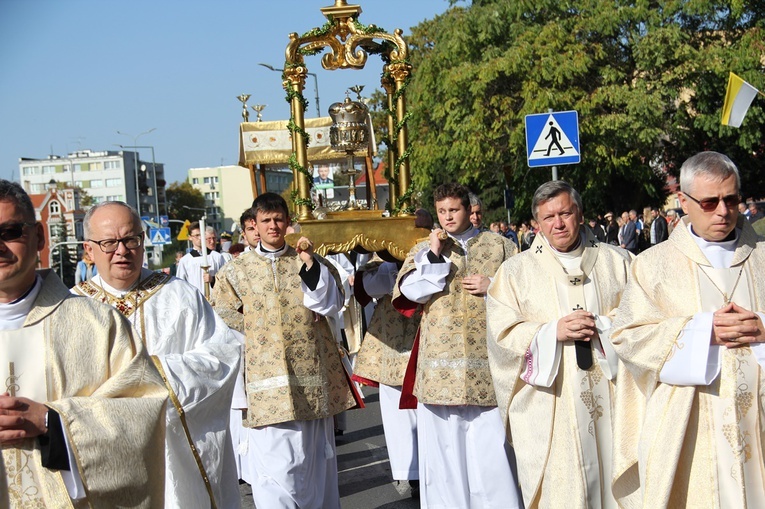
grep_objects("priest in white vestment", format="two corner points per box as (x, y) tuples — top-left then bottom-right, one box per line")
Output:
(73, 201), (242, 509)
(0, 180), (167, 508)
(611, 151), (765, 508)
(486, 180), (631, 508)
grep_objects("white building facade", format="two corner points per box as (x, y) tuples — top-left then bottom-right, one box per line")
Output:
(188, 165), (292, 233)
(19, 149), (166, 218)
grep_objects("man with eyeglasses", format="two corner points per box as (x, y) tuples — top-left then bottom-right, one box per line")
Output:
(176, 221), (226, 296)
(611, 152), (765, 507)
(70, 201), (242, 509)
(0, 180), (167, 507)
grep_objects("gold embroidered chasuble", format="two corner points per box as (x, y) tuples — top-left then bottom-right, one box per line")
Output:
(1, 271), (167, 509)
(393, 232), (517, 406)
(212, 248), (355, 428)
(486, 232), (631, 508)
(73, 270), (243, 509)
(354, 262), (421, 387)
(611, 217), (765, 508)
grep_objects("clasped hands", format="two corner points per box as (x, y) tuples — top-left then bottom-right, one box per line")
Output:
(557, 309), (600, 343)
(711, 302), (765, 348)
(0, 393), (48, 444)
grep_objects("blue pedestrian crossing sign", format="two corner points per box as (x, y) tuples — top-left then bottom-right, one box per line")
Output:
(525, 110), (580, 167)
(149, 227), (172, 245)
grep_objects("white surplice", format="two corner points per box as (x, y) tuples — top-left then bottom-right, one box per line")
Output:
(73, 269), (242, 509)
(176, 249), (226, 296)
(235, 243), (344, 509)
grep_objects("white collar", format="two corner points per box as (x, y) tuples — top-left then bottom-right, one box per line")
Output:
(687, 222), (739, 269)
(0, 275), (43, 330)
(255, 242), (288, 260)
(91, 268), (155, 298)
(447, 226), (479, 251)
(543, 231), (584, 260)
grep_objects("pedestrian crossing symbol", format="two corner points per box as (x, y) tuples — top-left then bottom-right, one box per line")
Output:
(149, 227), (172, 245)
(525, 110), (580, 167)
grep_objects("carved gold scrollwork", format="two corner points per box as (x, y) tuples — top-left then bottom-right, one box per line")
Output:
(286, 20), (408, 71)
(309, 234), (410, 260)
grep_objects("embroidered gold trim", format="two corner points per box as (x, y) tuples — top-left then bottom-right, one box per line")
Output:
(151, 356), (218, 509)
(246, 374), (325, 392)
(74, 272), (170, 318)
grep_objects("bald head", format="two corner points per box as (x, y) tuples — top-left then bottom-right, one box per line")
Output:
(83, 202), (145, 290)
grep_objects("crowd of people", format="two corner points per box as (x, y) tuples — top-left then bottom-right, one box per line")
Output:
(2, 149), (765, 509)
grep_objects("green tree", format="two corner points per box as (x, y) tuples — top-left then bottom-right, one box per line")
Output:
(165, 181), (206, 220)
(405, 0), (764, 220)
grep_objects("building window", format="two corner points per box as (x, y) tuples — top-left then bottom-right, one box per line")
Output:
(105, 178), (122, 187)
(213, 176), (219, 184)
(74, 163), (82, 172)
(49, 201), (60, 215)
(192, 178), (199, 184)
(106, 195), (123, 201)
(42, 165), (55, 174)
(22, 166), (36, 176)
(203, 177), (211, 184)
(104, 161), (121, 170)
(87, 162), (101, 171)
(90, 179), (104, 188)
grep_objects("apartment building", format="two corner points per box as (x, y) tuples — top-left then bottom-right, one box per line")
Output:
(188, 164), (292, 232)
(19, 149), (166, 218)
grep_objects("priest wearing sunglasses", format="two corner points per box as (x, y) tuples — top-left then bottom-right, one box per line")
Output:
(0, 180), (167, 507)
(611, 152), (765, 508)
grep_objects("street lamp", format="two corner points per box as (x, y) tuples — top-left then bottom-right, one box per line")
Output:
(259, 63), (321, 117)
(117, 128), (156, 216)
(116, 143), (161, 217)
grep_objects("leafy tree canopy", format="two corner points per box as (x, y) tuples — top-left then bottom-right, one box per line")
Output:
(403, 0), (764, 222)
(165, 181), (206, 220)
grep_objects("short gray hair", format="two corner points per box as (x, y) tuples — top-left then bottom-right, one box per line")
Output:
(531, 180), (583, 220)
(205, 226), (216, 236)
(83, 201), (141, 239)
(468, 193), (482, 208)
(0, 180), (35, 222)
(679, 151), (740, 194)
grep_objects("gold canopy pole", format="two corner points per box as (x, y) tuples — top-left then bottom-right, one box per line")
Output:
(389, 57), (412, 215)
(381, 71), (398, 208)
(283, 66), (312, 221)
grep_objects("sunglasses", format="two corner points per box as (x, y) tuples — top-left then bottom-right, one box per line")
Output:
(0, 222), (36, 242)
(683, 192), (740, 212)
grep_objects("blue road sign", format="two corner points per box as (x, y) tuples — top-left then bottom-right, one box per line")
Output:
(159, 215), (169, 227)
(149, 227), (172, 245)
(525, 111), (580, 167)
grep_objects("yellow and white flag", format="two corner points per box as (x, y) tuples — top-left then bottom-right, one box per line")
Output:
(721, 72), (761, 127)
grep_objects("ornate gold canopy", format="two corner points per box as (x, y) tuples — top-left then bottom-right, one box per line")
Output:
(278, 1), (421, 260)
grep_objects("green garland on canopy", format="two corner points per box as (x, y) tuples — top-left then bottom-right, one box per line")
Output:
(283, 16), (414, 214)
(378, 60), (414, 215)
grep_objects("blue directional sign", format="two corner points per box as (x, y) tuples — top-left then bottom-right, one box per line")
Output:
(525, 110), (580, 167)
(149, 227), (172, 245)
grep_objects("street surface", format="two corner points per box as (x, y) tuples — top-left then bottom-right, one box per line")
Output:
(240, 387), (420, 508)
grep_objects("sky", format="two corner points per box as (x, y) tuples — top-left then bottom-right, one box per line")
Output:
(0, 0), (453, 185)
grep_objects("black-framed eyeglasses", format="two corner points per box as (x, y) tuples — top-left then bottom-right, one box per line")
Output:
(88, 234), (143, 253)
(683, 192), (740, 212)
(0, 222), (36, 242)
